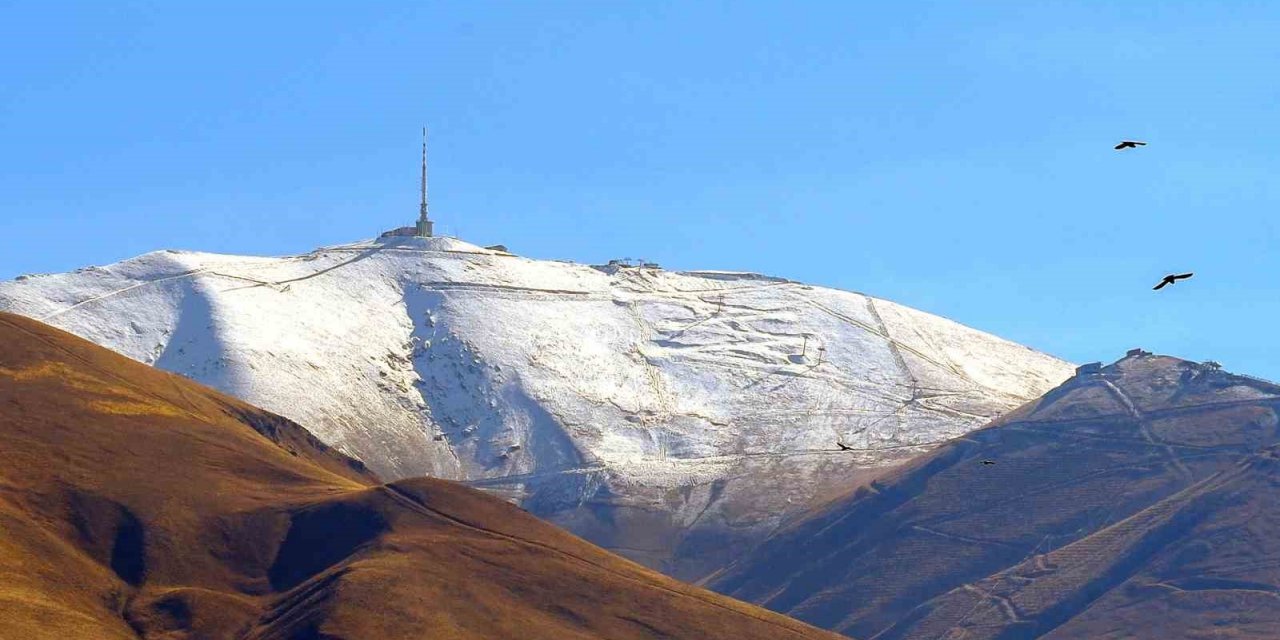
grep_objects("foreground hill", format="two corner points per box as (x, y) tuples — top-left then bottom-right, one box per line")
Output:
(0, 312), (842, 640)
(709, 353), (1280, 639)
(0, 235), (1072, 578)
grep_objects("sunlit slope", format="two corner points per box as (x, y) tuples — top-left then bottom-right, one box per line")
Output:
(0, 236), (1073, 577)
(0, 312), (844, 640)
(709, 353), (1280, 639)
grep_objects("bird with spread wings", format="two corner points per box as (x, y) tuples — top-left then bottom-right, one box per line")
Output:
(1154, 273), (1194, 290)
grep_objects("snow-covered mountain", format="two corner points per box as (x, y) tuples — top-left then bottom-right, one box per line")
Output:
(0, 235), (1073, 578)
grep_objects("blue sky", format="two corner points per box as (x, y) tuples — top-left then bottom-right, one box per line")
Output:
(3, 2), (1279, 380)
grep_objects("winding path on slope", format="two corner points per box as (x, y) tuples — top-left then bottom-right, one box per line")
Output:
(38, 255), (319, 321)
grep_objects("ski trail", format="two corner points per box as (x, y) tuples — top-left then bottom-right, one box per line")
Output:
(1100, 379), (1194, 480)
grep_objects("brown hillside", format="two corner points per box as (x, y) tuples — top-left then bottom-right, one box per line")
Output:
(0, 312), (842, 640)
(709, 354), (1280, 639)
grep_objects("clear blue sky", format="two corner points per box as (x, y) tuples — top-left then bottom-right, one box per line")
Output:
(3, 2), (1279, 380)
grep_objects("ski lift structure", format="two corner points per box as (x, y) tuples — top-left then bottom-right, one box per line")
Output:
(794, 335), (826, 365)
(606, 257), (661, 270)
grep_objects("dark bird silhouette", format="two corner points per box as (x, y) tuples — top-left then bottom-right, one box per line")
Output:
(980, 459), (996, 465)
(1153, 273), (1194, 290)
(1114, 140), (1147, 150)
(836, 442), (854, 452)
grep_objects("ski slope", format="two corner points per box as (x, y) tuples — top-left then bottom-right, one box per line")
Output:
(0, 235), (1074, 577)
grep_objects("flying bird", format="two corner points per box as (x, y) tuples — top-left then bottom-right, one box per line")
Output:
(836, 442), (854, 452)
(1153, 273), (1194, 290)
(980, 460), (996, 465)
(1114, 140), (1147, 150)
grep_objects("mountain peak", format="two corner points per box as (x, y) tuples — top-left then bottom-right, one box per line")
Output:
(0, 239), (1073, 579)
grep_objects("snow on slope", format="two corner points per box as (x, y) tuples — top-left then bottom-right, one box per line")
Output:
(0, 235), (1074, 577)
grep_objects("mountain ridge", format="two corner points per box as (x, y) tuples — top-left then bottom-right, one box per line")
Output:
(0, 235), (1074, 578)
(709, 352), (1280, 638)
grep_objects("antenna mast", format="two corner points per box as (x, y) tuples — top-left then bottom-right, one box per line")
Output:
(415, 126), (433, 237)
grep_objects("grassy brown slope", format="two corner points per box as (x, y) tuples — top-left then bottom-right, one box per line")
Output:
(709, 354), (1280, 639)
(0, 312), (842, 640)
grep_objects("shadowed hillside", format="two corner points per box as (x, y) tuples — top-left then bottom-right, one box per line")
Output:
(0, 312), (843, 640)
(709, 353), (1280, 639)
